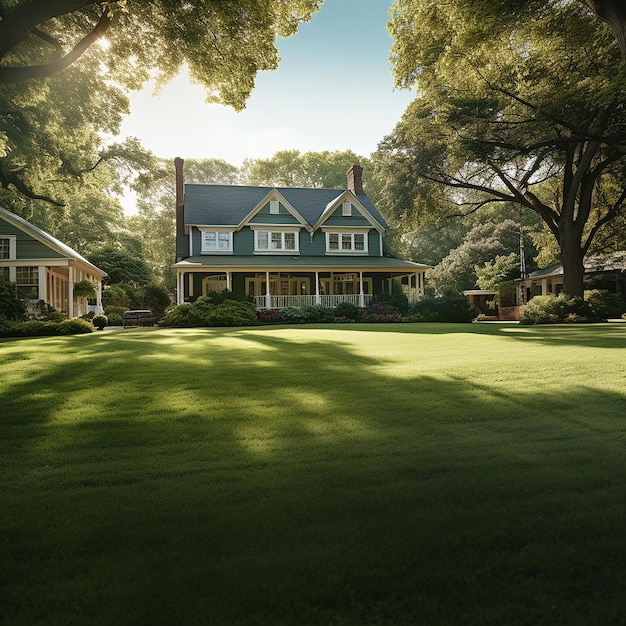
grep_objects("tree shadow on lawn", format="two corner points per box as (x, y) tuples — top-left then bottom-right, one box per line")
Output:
(2, 328), (626, 625)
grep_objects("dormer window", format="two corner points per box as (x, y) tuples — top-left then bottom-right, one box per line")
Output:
(269, 200), (280, 214)
(342, 201), (352, 216)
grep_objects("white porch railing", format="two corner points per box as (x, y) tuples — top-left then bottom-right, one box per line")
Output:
(254, 294), (373, 309)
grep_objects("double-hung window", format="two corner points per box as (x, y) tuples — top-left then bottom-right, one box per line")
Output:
(325, 231), (367, 254)
(201, 230), (233, 254)
(0, 236), (16, 260)
(254, 230), (298, 253)
(15, 266), (38, 299)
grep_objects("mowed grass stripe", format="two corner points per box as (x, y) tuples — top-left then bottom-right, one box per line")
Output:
(1, 323), (625, 625)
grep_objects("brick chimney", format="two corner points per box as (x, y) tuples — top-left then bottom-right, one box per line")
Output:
(346, 164), (364, 195)
(174, 157), (185, 260)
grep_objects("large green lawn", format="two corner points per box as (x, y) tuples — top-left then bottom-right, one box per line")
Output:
(1, 323), (625, 625)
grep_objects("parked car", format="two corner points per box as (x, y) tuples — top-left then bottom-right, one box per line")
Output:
(122, 309), (155, 328)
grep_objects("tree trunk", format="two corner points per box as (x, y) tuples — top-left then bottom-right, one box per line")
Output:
(559, 233), (586, 298)
(582, 0), (626, 60)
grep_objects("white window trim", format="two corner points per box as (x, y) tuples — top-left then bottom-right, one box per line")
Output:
(198, 228), (234, 254)
(323, 229), (369, 255)
(251, 226), (301, 254)
(0, 235), (17, 260)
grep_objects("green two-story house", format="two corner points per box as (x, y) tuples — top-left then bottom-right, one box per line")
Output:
(173, 159), (429, 309)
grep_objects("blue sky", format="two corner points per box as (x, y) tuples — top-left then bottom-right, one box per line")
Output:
(118, 0), (413, 166)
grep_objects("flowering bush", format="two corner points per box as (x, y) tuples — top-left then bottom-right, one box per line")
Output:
(258, 309), (281, 323)
(358, 302), (402, 322)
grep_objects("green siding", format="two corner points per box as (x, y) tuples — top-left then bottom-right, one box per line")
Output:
(368, 231), (381, 256)
(0, 217), (64, 259)
(234, 228), (254, 255)
(323, 214), (372, 227)
(248, 202), (301, 224)
(305, 231), (327, 256)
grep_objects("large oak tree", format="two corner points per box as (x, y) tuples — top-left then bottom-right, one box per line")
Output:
(0, 0), (321, 211)
(375, 0), (626, 297)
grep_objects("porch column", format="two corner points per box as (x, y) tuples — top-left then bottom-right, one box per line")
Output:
(97, 280), (103, 313)
(38, 266), (47, 303)
(265, 271), (271, 309)
(541, 278), (548, 295)
(359, 271), (365, 308)
(176, 272), (183, 304)
(315, 271), (320, 305)
(226, 272), (232, 291)
(68, 265), (75, 318)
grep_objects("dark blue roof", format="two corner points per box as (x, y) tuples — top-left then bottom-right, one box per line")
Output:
(184, 184), (388, 228)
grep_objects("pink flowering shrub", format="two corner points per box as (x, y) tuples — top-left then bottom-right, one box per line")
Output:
(358, 302), (402, 322)
(258, 308), (281, 323)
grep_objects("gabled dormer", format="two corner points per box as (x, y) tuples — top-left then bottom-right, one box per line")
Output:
(311, 190), (385, 257)
(237, 189), (310, 255)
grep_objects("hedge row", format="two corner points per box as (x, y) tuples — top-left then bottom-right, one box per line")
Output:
(0, 318), (94, 337)
(160, 294), (477, 327)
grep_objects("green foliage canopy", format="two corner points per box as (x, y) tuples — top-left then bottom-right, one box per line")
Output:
(0, 1), (322, 108)
(426, 220), (535, 295)
(242, 149), (370, 189)
(377, 0), (626, 297)
(0, 1), (321, 211)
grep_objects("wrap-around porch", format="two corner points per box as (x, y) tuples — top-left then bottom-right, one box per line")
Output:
(173, 257), (430, 309)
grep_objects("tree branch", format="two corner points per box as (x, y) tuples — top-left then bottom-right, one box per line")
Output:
(0, 171), (65, 206)
(0, 9), (110, 83)
(0, 0), (96, 60)
(582, 186), (626, 252)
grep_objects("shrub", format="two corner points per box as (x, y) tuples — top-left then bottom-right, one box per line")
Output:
(208, 300), (258, 326)
(161, 304), (195, 327)
(334, 302), (359, 321)
(0, 276), (26, 320)
(58, 319), (93, 335)
(104, 305), (126, 317)
(160, 299), (257, 327)
(409, 295), (475, 323)
(44, 310), (68, 322)
(371, 280), (410, 313)
(519, 294), (598, 325)
(279, 306), (305, 323)
(92, 314), (108, 330)
(300, 305), (335, 323)
(258, 309), (281, 323)
(203, 290), (253, 305)
(358, 302), (402, 322)
(103, 284), (131, 309)
(106, 313), (123, 326)
(0, 319), (93, 337)
(584, 289), (624, 319)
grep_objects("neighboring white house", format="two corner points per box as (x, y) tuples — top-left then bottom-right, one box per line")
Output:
(0, 207), (106, 317)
